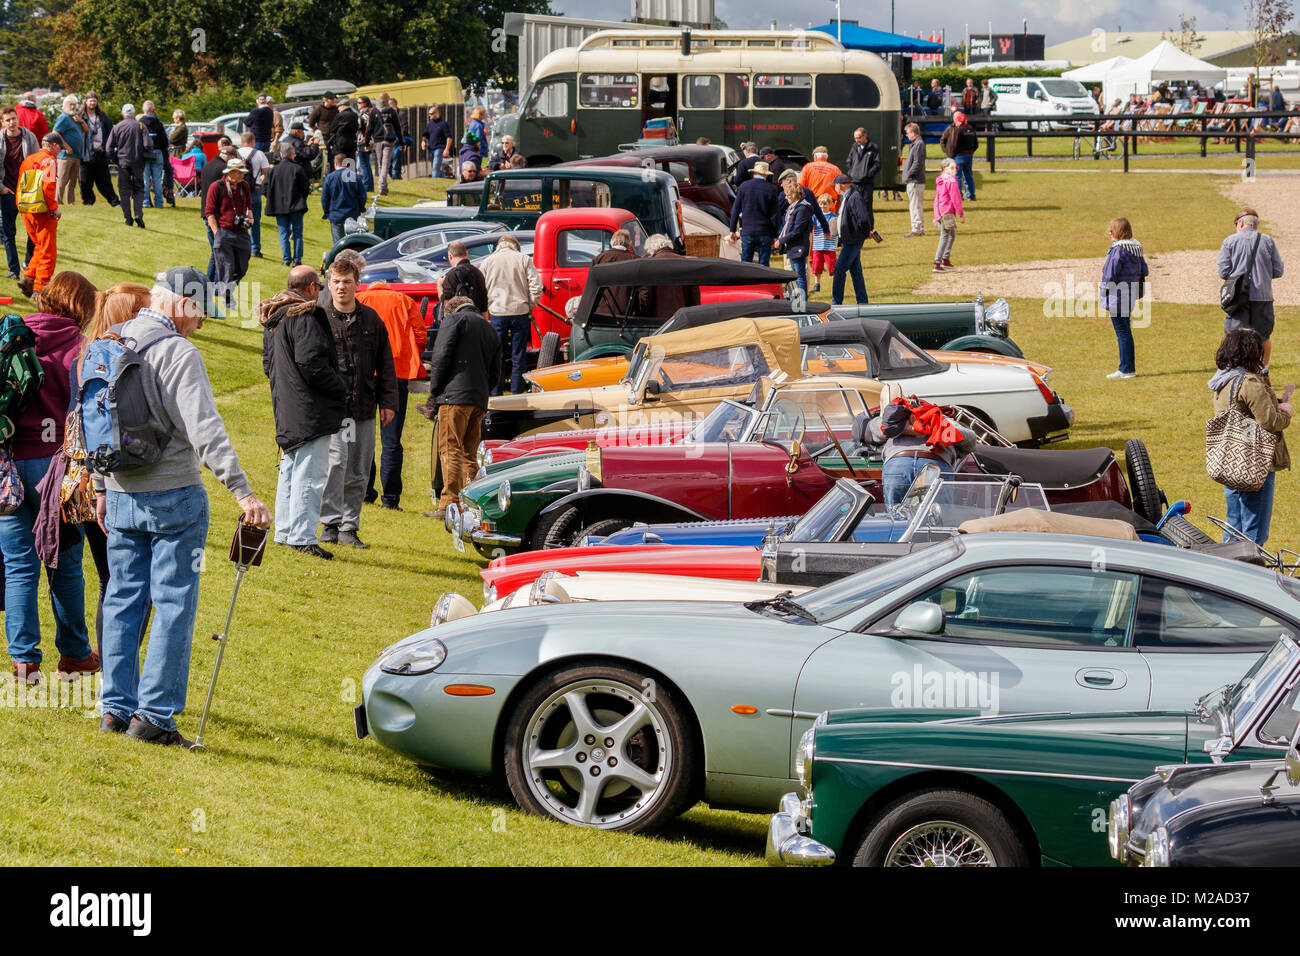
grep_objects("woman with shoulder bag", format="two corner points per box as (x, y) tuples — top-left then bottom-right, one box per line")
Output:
(1, 271), (99, 684)
(1208, 328), (1292, 546)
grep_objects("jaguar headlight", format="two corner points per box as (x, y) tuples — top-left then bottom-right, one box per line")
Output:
(380, 637), (448, 675)
(477, 444), (493, 470)
(483, 580), (498, 604)
(430, 592), (477, 627)
(497, 479), (511, 513)
(1108, 795), (1130, 861)
(795, 728), (816, 790)
(1141, 827), (1170, 867)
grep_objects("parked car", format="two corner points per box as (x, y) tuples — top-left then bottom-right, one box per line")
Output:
(558, 145), (734, 222)
(354, 222), (507, 276)
(357, 534), (1299, 833)
(989, 77), (1098, 130)
(361, 230), (536, 286)
(769, 634), (1300, 867)
(525, 298), (1041, 393)
(323, 167), (686, 266)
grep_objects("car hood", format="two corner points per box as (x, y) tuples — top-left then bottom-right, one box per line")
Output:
(1128, 759), (1290, 848)
(461, 451), (582, 507)
(488, 385), (619, 415)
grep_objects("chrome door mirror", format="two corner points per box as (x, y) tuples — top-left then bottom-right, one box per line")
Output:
(1286, 743), (1300, 787)
(895, 601), (945, 636)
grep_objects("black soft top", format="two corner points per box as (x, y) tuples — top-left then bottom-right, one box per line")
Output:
(656, 299), (829, 334)
(961, 446), (1117, 488)
(800, 317), (946, 380)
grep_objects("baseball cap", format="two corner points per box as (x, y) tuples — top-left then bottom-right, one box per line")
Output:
(759, 145), (775, 155)
(158, 266), (223, 319)
(42, 132), (66, 149)
(879, 401), (913, 439)
(1235, 208), (1258, 223)
(290, 121), (304, 130)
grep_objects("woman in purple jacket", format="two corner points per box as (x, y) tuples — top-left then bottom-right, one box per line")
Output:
(1, 271), (98, 684)
(1100, 217), (1149, 379)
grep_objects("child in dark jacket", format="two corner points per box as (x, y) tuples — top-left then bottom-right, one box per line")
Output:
(1100, 217), (1149, 378)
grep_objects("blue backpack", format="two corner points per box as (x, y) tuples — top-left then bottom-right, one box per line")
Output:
(77, 322), (175, 474)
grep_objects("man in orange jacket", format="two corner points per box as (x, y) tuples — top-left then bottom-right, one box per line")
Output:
(17, 132), (62, 296)
(355, 280), (427, 509)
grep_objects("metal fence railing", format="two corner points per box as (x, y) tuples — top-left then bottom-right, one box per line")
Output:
(902, 109), (1300, 173)
(391, 102), (465, 177)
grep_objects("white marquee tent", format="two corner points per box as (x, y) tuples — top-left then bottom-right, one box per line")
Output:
(1103, 40), (1227, 105)
(1062, 55), (1134, 85)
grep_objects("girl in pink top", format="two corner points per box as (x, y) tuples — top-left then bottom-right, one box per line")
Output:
(932, 158), (964, 272)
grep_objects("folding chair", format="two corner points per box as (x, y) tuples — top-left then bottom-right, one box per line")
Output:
(171, 155), (199, 199)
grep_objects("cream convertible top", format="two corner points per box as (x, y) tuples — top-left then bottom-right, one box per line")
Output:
(958, 509), (1140, 541)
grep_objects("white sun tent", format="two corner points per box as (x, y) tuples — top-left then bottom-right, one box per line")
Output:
(1062, 55), (1133, 85)
(1103, 40), (1227, 105)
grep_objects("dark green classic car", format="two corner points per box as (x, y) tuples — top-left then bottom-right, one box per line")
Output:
(768, 635), (1300, 867)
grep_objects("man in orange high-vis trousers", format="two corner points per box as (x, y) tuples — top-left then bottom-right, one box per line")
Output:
(16, 132), (62, 296)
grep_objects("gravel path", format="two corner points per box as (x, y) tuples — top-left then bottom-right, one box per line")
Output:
(913, 175), (1300, 306)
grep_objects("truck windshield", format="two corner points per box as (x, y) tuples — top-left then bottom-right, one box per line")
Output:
(1040, 80), (1091, 99)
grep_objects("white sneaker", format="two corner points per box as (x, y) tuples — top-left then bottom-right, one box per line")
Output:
(1105, 370), (1136, 379)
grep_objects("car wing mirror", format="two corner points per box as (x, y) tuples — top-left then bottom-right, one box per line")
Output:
(1287, 741), (1300, 788)
(894, 601), (945, 636)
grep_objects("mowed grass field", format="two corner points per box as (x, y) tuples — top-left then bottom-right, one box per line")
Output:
(0, 158), (1292, 866)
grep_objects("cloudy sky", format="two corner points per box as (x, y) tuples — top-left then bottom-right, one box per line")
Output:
(549, 0), (1257, 45)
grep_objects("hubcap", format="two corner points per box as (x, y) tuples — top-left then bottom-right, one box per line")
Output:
(883, 821), (997, 867)
(522, 679), (671, 828)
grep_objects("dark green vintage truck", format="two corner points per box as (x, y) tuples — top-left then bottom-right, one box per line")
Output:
(324, 167), (686, 266)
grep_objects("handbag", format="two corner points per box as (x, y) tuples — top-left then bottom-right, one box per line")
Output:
(1220, 232), (1261, 316)
(940, 212), (957, 230)
(0, 447), (23, 515)
(59, 405), (97, 524)
(1206, 374), (1277, 492)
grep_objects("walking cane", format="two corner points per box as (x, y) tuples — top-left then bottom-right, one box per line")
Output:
(192, 519), (268, 751)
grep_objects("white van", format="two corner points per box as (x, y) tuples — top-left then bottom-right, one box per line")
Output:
(989, 77), (1098, 129)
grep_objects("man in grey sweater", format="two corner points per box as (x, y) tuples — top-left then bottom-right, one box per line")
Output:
(94, 267), (271, 748)
(1217, 208), (1285, 370)
(902, 123), (926, 237)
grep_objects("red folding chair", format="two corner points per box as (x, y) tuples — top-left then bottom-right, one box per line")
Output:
(171, 156), (199, 199)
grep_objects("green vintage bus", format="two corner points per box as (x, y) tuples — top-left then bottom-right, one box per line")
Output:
(497, 29), (903, 187)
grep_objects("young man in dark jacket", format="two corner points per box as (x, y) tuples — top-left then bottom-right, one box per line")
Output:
(429, 295), (501, 515)
(329, 98), (359, 163)
(439, 241), (489, 315)
(902, 123), (926, 237)
(264, 143), (310, 265)
(259, 266), (348, 558)
(843, 127), (882, 241)
(831, 175), (870, 305)
(316, 249), (398, 549)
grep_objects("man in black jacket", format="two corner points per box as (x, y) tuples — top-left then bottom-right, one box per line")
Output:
(264, 143), (310, 265)
(104, 103), (149, 227)
(843, 127), (883, 242)
(329, 98), (359, 163)
(439, 241), (489, 315)
(831, 175), (870, 305)
(728, 161), (780, 265)
(259, 266), (348, 558)
(317, 249), (398, 549)
(429, 295), (501, 516)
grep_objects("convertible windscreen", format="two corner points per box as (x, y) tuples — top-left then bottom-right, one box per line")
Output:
(756, 386), (869, 448)
(684, 400), (759, 444)
(796, 537), (965, 623)
(650, 345), (770, 393)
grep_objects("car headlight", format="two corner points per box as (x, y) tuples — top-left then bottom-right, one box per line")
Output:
(497, 479), (511, 512)
(1108, 795), (1130, 862)
(483, 580), (498, 604)
(380, 637), (448, 675)
(477, 444), (493, 470)
(795, 728), (816, 790)
(430, 592), (477, 627)
(577, 465), (591, 492)
(984, 297), (1010, 335)
(444, 502), (460, 535)
(1141, 827), (1170, 867)
(529, 569), (567, 605)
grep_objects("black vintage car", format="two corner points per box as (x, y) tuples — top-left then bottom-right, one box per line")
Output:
(1114, 638), (1300, 866)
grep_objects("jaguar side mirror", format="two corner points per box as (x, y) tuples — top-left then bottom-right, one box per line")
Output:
(895, 601), (945, 636)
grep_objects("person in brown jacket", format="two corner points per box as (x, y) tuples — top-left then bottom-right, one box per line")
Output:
(589, 228), (638, 316)
(635, 234), (699, 318)
(1209, 328), (1292, 546)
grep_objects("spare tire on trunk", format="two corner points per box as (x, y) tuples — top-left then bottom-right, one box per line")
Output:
(538, 332), (562, 369)
(1124, 438), (1163, 523)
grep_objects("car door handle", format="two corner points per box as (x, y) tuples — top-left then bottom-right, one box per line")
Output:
(553, 277), (569, 284)
(1075, 667), (1127, 690)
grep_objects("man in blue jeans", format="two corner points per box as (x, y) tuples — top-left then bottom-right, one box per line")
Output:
(480, 234), (542, 395)
(728, 161), (779, 266)
(94, 268), (271, 747)
(422, 105), (452, 179)
(831, 175), (870, 304)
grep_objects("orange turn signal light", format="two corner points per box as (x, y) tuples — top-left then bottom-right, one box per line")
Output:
(731, 704), (758, 715)
(444, 684), (496, 697)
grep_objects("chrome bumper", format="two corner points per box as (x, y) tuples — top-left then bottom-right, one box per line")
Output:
(444, 502), (523, 550)
(766, 792), (836, 866)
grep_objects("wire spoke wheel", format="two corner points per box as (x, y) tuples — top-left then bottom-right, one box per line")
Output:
(522, 679), (672, 829)
(884, 821), (997, 867)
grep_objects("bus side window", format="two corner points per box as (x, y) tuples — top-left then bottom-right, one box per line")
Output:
(725, 74), (749, 108)
(684, 74), (721, 109)
(754, 74), (811, 109)
(815, 74), (881, 109)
